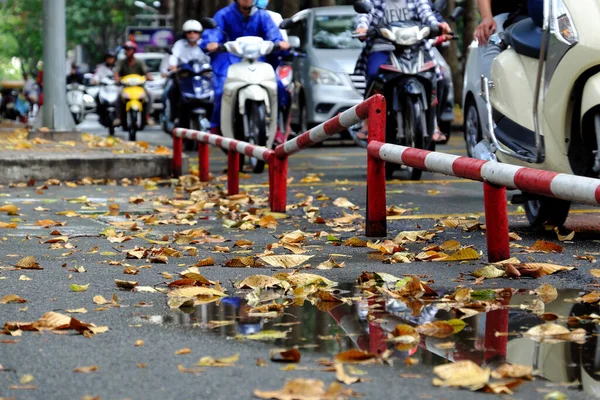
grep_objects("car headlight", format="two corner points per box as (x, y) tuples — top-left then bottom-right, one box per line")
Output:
(551, 0), (578, 45)
(310, 66), (343, 86)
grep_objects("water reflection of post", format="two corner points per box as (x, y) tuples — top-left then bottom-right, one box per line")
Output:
(328, 303), (371, 352)
(483, 290), (511, 363)
(367, 297), (390, 356)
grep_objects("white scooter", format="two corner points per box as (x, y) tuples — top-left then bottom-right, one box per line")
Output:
(97, 77), (119, 135)
(462, 0), (600, 228)
(220, 36), (299, 173)
(66, 83), (93, 125)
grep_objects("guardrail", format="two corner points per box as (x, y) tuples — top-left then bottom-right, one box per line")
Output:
(367, 139), (600, 262)
(172, 94), (386, 219)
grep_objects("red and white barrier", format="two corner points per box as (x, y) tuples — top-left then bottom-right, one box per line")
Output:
(367, 141), (600, 261)
(172, 94), (386, 214)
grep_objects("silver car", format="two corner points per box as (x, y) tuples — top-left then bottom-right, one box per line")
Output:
(285, 6), (365, 136)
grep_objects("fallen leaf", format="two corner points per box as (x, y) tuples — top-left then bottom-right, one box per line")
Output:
(135, 339), (144, 347)
(1, 294), (27, 304)
(590, 269), (600, 277)
(254, 379), (361, 400)
(213, 245), (230, 253)
(404, 357), (419, 366)
(529, 240), (564, 253)
(492, 363), (533, 380)
(506, 263), (574, 278)
(258, 215), (278, 229)
(316, 257), (345, 270)
(194, 257), (215, 267)
(236, 275), (283, 290)
(334, 349), (377, 365)
(175, 348), (192, 355)
(417, 321), (455, 338)
(177, 364), (204, 374)
(260, 255), (313, 268)
(472, 265), (505, 279)
(333, 197), (357, 209)
(93, 295), (108, 305)
(15, 256), (42, 270)
(19, 275), (32, 281)
(35, 219), (64, 228)
(65, 308), (88, 314)
(73, 365), (99, 373)
(554, 227), (575, 242)
(440, 240), (462, 252)
(524, 323), (586, 344)
(270, 348), (301, 363)
(225, 257), (264, 268)
(0, 221), (17, 228)
(70, 283), (90, 292)
(343, 237), (368, 247)
(335, 363), (363, 384)
(0, 204), (19, 215)
(432, 360), (490, 390)
(534, 284), (558, 303)
(240, 330), (288, 341)
(575, 291), (600, 303)
(234, 239), (254, 248)
(197, 353), (239, 367)
(391, 324), (420, 351)
(439, 248), (479, 262)
(509, 232), (523, 241)
(115, 279), (138, 289)
(20, 374), (34, 384)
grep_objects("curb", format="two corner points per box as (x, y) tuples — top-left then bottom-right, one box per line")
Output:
(0, 152), (188, 183)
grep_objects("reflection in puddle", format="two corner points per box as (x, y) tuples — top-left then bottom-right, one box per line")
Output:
(143, 285), (600, 397)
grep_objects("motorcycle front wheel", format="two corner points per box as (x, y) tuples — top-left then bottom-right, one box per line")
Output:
(128, 110), (138, 141)
(246, 101), (267, 174)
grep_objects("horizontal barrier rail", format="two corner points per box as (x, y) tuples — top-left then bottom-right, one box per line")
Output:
(171, 94), (386, 216)
(367, 140), (600, 262)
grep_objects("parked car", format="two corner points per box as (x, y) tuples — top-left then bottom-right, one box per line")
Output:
(284, 6), (365, 137)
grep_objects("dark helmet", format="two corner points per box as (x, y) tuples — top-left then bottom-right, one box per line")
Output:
(104, 50), (116, 59)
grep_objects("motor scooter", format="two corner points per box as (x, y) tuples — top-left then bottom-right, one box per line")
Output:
(220, 36), (298, 173)
(66, 83), (87, 125)
(352, 0), (454, 180)
(463, 0), (600, 227)
(119, 74), (148, 141)
(97, 77), (119, 135)
(163, 60), (214, 150)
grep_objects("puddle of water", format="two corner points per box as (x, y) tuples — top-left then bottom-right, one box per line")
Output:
(140, 285), (600, 397)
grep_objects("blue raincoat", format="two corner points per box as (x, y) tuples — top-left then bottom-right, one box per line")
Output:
(202, 3), (285, 128)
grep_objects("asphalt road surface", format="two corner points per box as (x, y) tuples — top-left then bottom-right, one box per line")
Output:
(0, 115), (599, 399)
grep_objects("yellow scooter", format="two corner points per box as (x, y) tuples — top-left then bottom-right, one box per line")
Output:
(120, 74), (147, 141)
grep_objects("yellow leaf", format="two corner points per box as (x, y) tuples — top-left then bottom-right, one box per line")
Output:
(15, 256), (42, 270)
(260, 255), (313, 268)
(316, 257), (345, 270)
(534, 283), (558, 303)
(0, 221), (17, 228)
(240, 330), (288, 341)
(433, 360), (490, 390)
(135, 339), (144, 347)
(440, 240), (461, 252)
(439, 248), (479, 262)
(73, 365), (99, 373)
(66, 308), (88, 314)
(154, 145), (171, 155)
(0, 204), (19, 215)
(472, 265), (505, 279)
(1, 294), (27, 304)
(524, 323), (586, 344)
(343, 237), (368, 247)
(175, 348), (192, 355)
(20, 374), (34, 384)
(93, 295), (108, 305)
(196, 353), (239, 367)
(168, 286), (227, 298)
(70, 283), (90, 292)
(236, 275), (283, 289)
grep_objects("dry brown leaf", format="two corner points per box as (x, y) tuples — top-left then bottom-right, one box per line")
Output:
(43, 236), (69, 244)
(168, 286), (227, 299)
(528, 240), (564, 253)
(197, 353), (239, 367)
(135, 339), (144, 347)
(213, 245), (230, 253)
(335, 363), (363, 385)
(509, 232), (523, 241)
(175, 348), (192, 355)
(394, 230), (435, 244)
(234, 239), (254, 248)
(254, 379), (361, 400)
(333, 197), (357, 209)
(260, 255), (313, 269)
(0, 204), (19, 215)
(439, 248), (479, 262)
(334, 349), (378, 365)
(590, 269), (600, 277)
(343, 237), (368, 247)
(0, 221), (17, 228)
(554, 227), (575, 242)
(258, 215), (278, 229)
(391, 324), (420, 351)
(270, 348), (301, 363)
(280, 230), (306, 244)
(432, 360), (491, 390)
(1, 294), (27, 304)
(472, 265), (505, 279)
(316, 257), (345, 270)
(575, 291), (600, 303)
(15, 256), (42, 270)
(534, 284), (558, 303)
(236, 275), (283, 290)
(507, 263), (574, 278)
(177, 364), (204, 374)
(416, 321), (455, 338)
(93, 295), (108, 305)
(524, 323), (586, 344)
(73, 365), (99, 373)
(115, 279), (138, 289)
(440, 240), (461, 252)
(180, 267), (212, 284)
(491, 363), (533, 380)
(194, 257), (215, 267)
(282, 243), (308, 254)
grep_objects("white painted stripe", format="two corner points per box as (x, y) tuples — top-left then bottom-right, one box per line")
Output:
(480, 162), (521, 189)
(236, 142), (247, 155)
(378, 143), (406, 164)
(208, 135), (218, 146)
(174, 128), (182, 138)
(283, 137), (301, 154)
(424, 152), (461, 177)
(221, 137), (233, 150)
(308, 124), (329, 144)
(339, 106), (362, 129)
(550, 174), (600, 205)
(252, 147), (267, 161)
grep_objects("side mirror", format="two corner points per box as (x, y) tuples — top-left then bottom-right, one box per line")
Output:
(200, 17), (217, 30)
(280, 18), (294, 30)
(450, 6), (464, 22)
(287, 35), (301, 49)
(432, 0), (447, 12)
(353, 1), (372, 14)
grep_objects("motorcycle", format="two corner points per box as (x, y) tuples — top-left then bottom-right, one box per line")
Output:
(97, 77), (119, 135)
(119, 74), (148, 141)
(462, 0), (598, 228)
(163, 60), (214, 150)
(0, 81), (22, 121)
(66, 83), (87, 125)
(219, 36), (292, 173)
(353, 0), (453, 180)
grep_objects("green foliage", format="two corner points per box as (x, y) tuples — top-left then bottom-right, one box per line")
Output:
(0, 0), (139, 76)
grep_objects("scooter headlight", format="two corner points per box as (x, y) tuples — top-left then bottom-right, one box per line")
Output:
(550, 0), (578, 46)
(83, 94), (95, 104)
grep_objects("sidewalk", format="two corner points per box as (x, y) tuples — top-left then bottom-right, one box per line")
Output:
(0, 121), (187, 183)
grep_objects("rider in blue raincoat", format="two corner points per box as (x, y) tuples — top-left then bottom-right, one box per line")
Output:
(202, 0), (290, 134)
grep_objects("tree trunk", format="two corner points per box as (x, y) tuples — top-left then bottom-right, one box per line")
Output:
(173, 0), (231, 32)
(442, 0), (462, 106)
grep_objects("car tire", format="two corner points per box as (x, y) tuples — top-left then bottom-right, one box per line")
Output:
(464, 98), (482, 158)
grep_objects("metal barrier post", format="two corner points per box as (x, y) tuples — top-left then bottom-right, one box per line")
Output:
(173, 134), (183, 177)
(270, 155), (288, 212)
(366, 96), (387, 237)
(483, 182), (510, 262)
(227, 150), (239, 196)
(198, 142), (210, 182)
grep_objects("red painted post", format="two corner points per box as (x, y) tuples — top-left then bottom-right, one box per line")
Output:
(270, 155), (288, 212)
(227, 150), (239, 196)
(483, 291), (511, 362)
(483, 181), (510, 262)
(172, 134), (183, 177)
(198, 142), (210, 182)
(366, 96), (387, 237)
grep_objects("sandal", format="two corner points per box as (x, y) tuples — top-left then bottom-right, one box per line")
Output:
(432, 127), (447, 143)
(356, 129), (368, 140)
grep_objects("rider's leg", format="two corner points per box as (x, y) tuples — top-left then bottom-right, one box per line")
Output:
(479, 13), (509, 81)
(359, 52), (391, 138)
(209, 71), (226, 135)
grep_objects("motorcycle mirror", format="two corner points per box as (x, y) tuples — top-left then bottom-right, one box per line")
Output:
(287, 36), (301, 49)
(353, 1), (372, 14)
(200, 17), (217, 30)
(280, 18), (294, 30)
(432, 0), (447, 12)
(450, 6), (464, 21)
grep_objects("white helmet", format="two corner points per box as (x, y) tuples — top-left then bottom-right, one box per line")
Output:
(182, 19), (202, 32)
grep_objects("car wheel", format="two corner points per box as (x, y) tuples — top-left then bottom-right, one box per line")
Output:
(464, 98), (481, 158)
(524, 195), (570, 228)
